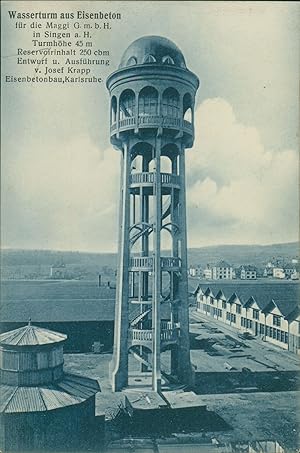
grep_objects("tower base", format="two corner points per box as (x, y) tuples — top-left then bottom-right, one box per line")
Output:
(123, 389), (207, 434)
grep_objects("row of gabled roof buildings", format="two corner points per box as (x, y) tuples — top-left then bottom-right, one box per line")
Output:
(194, 283), (300, 354)
(189, 260), (299, 280)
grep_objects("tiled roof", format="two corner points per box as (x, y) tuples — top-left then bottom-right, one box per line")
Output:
(241, 265), (257, 271)
(0, 323), (67, 346)
(0, 373), (100, 414)
(215, 260), (231, 268)
(204, 287), (214, 297)
(227, 293), (239, 304)
(215, 290), (226, 301)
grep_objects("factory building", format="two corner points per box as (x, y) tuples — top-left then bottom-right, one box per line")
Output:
(196, 284), (300, 354)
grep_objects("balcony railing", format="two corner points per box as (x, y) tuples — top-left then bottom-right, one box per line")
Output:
(161, 257), (181, 269)
(130, 172), (180, 187)
(119, 117), (136, 128)
(130, 256), (153, 270)
(129, 256), (181, 271)
(110, 115), (192, 134)
(128, 327), (178, 344)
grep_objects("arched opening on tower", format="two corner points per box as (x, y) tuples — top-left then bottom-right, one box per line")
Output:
(162, 88), (180, 118)
(138, 86), (159, 117)
(161, 227), (172, 255)
(162, 144), (180, 174)
(147, 155), (172, 174)
(119, 89), (136, 120)
(183, 93), (193, 123)
(111, 96), (117, 124)
(160, 155), (172, 173)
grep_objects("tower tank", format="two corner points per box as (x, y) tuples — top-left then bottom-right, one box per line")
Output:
(106, 36), (199, 392)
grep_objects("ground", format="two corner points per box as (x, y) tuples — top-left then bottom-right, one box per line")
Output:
(64, 311), (300, 452)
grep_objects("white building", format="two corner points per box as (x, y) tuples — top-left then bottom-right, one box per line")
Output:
(196, 285), (300, 354)
(211, 261), (233, 280)
(203, 265), (212, 280)
(273, 267), (286, 279)
(240, 265), (257, 280)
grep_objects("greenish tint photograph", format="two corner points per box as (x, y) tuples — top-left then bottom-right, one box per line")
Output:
(1, 1), (299, 452)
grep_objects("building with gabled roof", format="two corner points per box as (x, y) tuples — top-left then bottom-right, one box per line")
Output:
(239, 265), (257, 280)
(211, 261), (233, 280)
(0, 322), (101, 452)
(195, 283), (299, 354)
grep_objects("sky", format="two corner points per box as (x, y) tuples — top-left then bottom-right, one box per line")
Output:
(1, 1), (299, 252)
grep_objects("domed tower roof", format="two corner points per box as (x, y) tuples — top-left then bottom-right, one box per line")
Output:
(0, 322), (67, 347)
(119, 35), (187, 69)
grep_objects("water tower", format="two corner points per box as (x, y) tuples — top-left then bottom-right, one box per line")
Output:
(107, 36), (199, 392)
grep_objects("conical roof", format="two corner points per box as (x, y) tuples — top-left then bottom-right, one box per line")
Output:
(0, 322), (67, 347)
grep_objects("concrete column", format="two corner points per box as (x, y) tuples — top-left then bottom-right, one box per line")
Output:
(152, 137), (162, 392)
(111, 141), (131, 391)
(177, 143), (193, 386)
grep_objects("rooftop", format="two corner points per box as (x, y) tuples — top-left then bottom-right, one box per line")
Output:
(0, 322), (67, 347)
(119, 35), (187, 69)
(0, 373), (100, 414)
(195, 281), (299, 318)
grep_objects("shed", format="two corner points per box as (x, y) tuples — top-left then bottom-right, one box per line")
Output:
(0, 322), (102, 452)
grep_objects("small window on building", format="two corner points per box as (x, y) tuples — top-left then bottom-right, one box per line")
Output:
(222, 301), (227, 309)
(162, 55), (175, 65)
(273, 315), (281, 327)
(142, 54), (156, 64)
(253, 309), (259, 320)
(236, 305), (241, 314)
(126, 56), (137, 66)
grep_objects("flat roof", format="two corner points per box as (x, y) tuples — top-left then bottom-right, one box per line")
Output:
(0, 280), (170, 322)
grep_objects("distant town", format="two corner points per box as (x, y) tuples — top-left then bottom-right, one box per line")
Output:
(189, 258), (299, 281)
(1, 243), (299, 282)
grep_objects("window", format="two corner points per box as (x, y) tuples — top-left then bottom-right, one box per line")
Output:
(298, 322), (300, 334)
(231, 314), (236, 324)
(222, 301), (227, 309)
(273, 315), (281, 327)
(284, 332), (289, 344)
(126, 56), (137, 66)
(236, 305), (241, 314)
(138, 87), (158, 116)
(162, 88), (180, 118)
(142, 54), (156, 63)
(276, 330), (281, 341)
(119, 90), (135, 120)
(253, 309), (259, 320)
(226, 312), (231, 321)
(162, 55), (175, 65)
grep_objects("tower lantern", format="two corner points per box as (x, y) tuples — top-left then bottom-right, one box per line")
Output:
(107, 35), (199, 392)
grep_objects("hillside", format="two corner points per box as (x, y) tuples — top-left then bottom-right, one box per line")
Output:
(1, 242), (298, 272)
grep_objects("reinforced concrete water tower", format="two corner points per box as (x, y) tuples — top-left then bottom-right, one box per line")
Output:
(107, 36), (199, 392)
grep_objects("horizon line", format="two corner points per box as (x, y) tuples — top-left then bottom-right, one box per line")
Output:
(1, 240), (298, 255)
